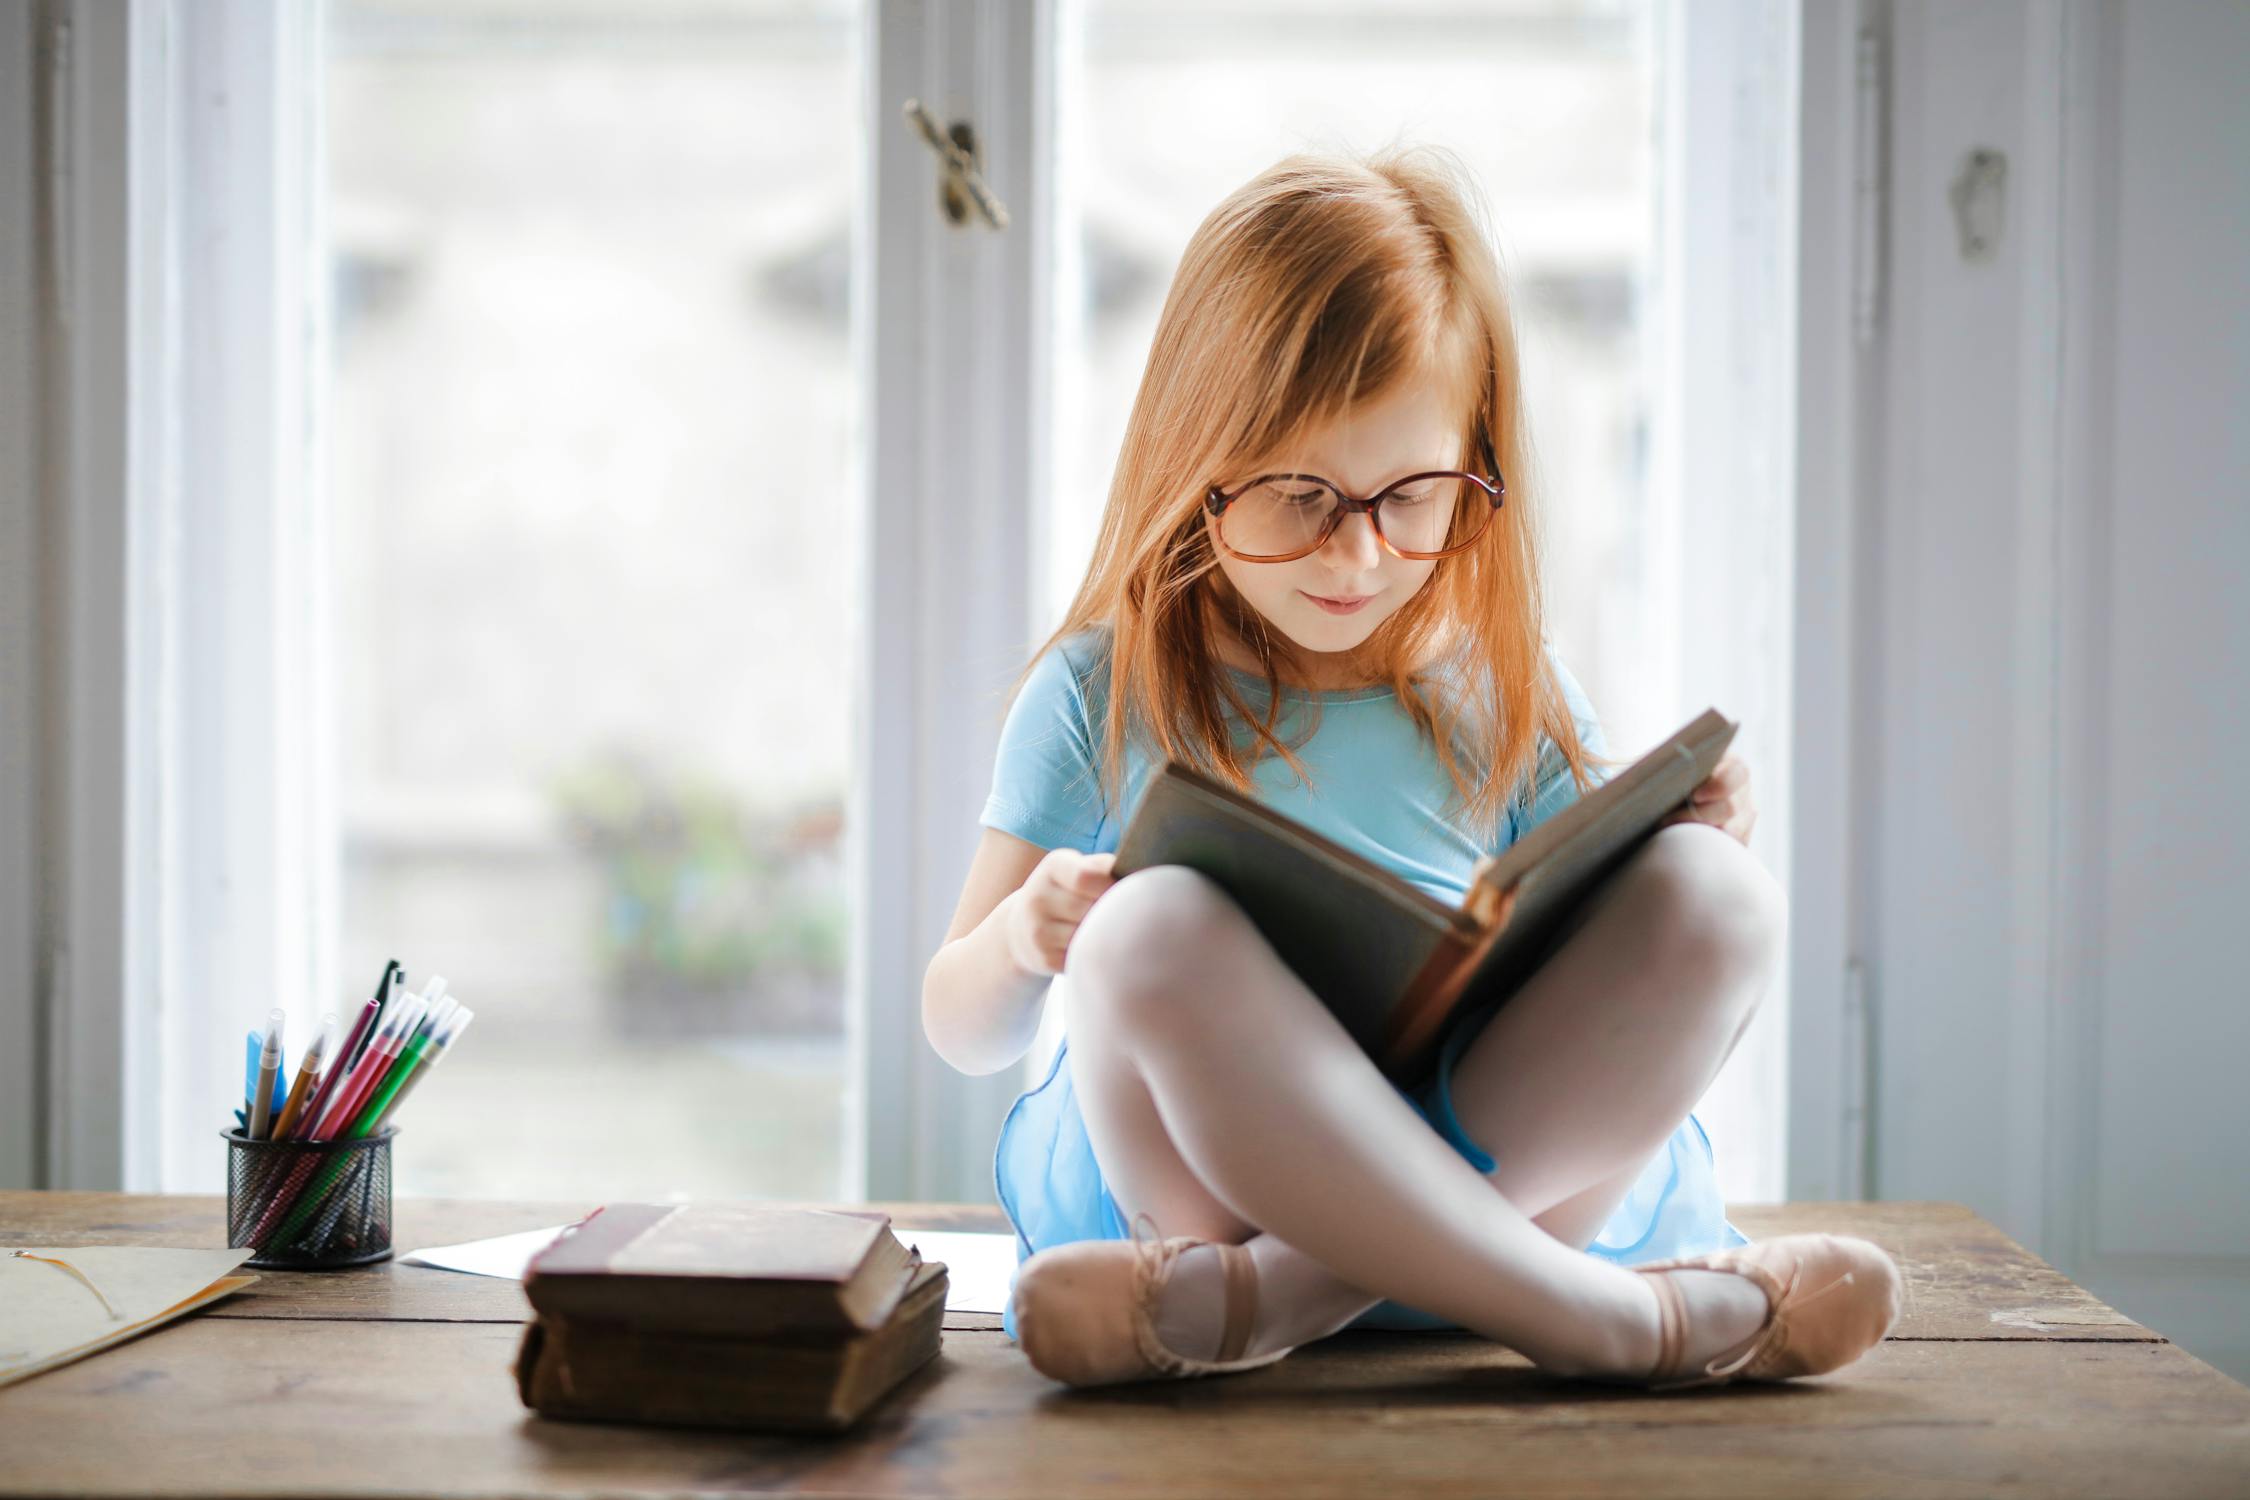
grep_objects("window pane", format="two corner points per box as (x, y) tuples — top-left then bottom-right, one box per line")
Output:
(325, 0), (861, 1202)
(1054, 0), (1668, 751)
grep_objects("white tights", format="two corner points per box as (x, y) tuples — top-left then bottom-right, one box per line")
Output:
(1060, 821), (1786, 1378)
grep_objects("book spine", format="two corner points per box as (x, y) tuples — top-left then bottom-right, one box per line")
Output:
(1380, 917), (1507, 1079)
(1461, 854), (1508, 928)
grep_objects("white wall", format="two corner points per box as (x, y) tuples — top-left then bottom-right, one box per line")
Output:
(1847, 0), (2250, 1381)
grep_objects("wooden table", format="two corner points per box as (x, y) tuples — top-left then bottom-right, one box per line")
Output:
(3, 1194), (2247, 1498)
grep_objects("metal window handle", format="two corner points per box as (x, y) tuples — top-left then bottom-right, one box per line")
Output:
(903, 99), (1009, 230)
(1949, 148), (2006, 263)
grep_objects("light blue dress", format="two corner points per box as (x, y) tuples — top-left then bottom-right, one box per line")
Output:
(980, 627), (1747, 1338)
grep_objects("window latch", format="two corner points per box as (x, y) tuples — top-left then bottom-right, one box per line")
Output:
(902, 100), (1009, 231)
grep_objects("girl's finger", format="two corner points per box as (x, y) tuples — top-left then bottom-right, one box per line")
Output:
(1696, 756), (1749, 802)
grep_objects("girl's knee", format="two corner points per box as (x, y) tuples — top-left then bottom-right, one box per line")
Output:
(1629, 824), (1786, 998)
(1065, 864), (1241, 1021)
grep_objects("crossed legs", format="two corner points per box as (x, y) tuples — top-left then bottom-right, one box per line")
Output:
(1057, 821), (1785, 1377)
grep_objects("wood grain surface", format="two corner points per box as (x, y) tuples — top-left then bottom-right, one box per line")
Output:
(2, 1194), (2244, 1498)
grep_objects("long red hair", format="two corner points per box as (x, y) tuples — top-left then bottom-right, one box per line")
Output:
(1007, 146), (1611, 846)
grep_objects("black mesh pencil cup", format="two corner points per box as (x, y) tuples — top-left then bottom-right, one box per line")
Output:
(224, 1126), (397, 1269)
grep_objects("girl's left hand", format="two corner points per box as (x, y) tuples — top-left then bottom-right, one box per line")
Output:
(1660, 750), (1757, 848)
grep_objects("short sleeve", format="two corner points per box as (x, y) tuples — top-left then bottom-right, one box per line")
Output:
(1511, 645), (1611, 843)
(979, 636), (1110, 853)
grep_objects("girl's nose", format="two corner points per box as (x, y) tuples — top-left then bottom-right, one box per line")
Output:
(1322, 510), (1383, 567)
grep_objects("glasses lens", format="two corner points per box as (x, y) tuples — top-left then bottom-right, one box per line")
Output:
(1221, 479), (1339, 559)
(1376, 474), (1474, 556)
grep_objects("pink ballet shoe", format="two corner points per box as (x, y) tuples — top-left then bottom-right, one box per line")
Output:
(1010, 1213), (1295, 1388)
(1631, 1232), (1903, 1390)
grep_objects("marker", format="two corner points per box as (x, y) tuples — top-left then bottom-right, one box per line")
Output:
(364, 1003), (469, 1135)
(300, 993), (382, 1139)
(248, 1010), (286, 1140)
(343, 961), (403, 1076)
(312, 994), (427, 1141)
(307, 1003), (406, 1141)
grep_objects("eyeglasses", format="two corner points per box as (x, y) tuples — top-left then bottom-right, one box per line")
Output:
(1203, 436), (1506, 563)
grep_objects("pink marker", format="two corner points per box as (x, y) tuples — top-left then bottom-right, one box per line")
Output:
(299, 993), (383, 1135)
(311, 996), (425, 1140)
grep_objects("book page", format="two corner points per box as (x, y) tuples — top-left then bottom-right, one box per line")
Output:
(0, 1246), (257, 1389)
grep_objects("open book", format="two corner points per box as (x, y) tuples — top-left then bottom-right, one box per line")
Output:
(1109, 708), (1739, 1084)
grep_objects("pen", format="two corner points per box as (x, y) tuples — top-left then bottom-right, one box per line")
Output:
(248, 1009), (285, 1140)
(299, 992), (384, 1138)
(272, 1013), (337, 1141)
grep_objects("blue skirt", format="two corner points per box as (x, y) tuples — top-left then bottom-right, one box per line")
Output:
(992, 1018), (1748, 1340)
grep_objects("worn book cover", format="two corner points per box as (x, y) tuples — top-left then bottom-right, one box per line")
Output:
(524, 1202), (922, 1339)
(1110, 707), (1739, 1083)
(515, 1260), (948, 1435)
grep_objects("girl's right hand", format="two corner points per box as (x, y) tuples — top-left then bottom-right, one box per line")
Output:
(1005, 849), (1119, 978)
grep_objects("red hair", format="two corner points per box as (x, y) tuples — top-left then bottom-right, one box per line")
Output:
(1007, 146), (1611, 845)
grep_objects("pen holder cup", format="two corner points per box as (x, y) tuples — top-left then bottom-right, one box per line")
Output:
(223, 1127), (396, 1270)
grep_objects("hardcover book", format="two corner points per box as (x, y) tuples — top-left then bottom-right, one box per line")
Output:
(523, 1202), (924, 1340)
(1110, 707), (1739, 1083)
(515, 1260), (949, 1435)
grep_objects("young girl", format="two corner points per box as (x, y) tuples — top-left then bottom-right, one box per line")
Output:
(922, 148), (1900, 1391)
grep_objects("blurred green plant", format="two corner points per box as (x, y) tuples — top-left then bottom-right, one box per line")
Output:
(551, 752), (845, 1005)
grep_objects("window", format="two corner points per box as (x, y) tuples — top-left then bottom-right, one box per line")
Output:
(325, 0), (862, 1202)
(62, 0), (1789, 1206)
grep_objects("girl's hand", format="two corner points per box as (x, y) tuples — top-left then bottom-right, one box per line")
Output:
(1005, 849), (1119, 978)
(1661, 750), (1758, 848)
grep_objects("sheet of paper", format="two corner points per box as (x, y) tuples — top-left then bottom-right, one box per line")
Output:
(399, 1224), (573, 1279)
(1, 1245), (258, 1389)
(401, 1222), (1022, 1314)
(892, 1228), (1018, 1315)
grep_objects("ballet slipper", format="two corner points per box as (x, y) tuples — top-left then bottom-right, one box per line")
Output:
(1010, 1213), (1295, 1388)
(1629, 1231), (1903, 1390)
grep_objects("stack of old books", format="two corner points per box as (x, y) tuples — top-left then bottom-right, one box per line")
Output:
(514, 1202), (947, 1435)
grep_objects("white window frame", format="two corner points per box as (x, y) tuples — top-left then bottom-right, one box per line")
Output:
(1648, 0), (1803, 1204)
(853, 0), (1059, 1201)
(12, 0), (331, 1192)
(1784, 0), (1879, 1202)
(17, 0), (1830, 1209)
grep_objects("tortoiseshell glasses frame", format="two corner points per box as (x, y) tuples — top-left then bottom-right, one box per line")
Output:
(1202, 432), (1507, 563)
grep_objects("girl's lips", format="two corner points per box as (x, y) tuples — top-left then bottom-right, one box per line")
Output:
(1302, 591), (1373, 615)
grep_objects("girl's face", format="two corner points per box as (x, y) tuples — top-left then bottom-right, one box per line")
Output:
(1205, 375), (1465, 681)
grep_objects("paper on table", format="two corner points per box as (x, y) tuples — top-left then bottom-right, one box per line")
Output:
(401, 1222), (1022, 1315)
(399, 1224), (573, 1279)
(891, 1228), (1017, 1315)
(0, 1245), (258, 1389)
